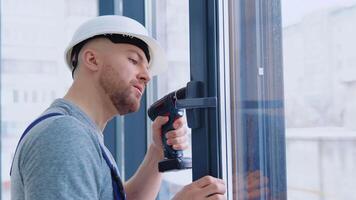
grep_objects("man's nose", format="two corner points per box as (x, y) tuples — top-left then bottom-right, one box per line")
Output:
(138, 67), (151, 84)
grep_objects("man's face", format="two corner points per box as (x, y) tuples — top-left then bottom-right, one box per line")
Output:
(98, 42), (150, 115)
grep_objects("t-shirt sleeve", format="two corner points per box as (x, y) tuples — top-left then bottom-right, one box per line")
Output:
(19, 117), (104, 200)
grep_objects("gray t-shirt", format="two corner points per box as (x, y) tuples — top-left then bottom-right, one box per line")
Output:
(11, 99), (117, 200)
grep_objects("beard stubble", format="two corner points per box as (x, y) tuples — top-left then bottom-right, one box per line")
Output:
(99, 64), (141, 115)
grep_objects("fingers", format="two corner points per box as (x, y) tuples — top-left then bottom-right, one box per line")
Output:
(166, 128), (186, 139)
(244, 170), (270, 200)
(195, 176), (224, 188)
(206, 194), (226, 200)
(151, 116), (189, 151)
(246, 171), (268, 192)
(152, 116), (169, 134)
(167, 132), (189, 150)
(202, 181), (226, 197)
(152, 116), (185, 134)
(246, 171), (261, 190)
(173, 117), (186, 129)
(195, 176), (216, 188)
(166, 117), (188, 150)
(166, 133), (187, 144)
(172, 176), (226, 200)
(194, 176), (226, 199)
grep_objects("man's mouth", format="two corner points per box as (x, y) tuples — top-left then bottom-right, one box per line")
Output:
(133, 85), (144, 96)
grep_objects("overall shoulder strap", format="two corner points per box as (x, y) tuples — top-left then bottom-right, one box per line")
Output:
(99, 144), (126, 200)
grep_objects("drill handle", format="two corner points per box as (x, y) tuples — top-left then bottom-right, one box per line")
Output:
(161, 113), (183, 159)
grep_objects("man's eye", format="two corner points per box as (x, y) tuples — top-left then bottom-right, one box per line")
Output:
(128, 58), (138, 65)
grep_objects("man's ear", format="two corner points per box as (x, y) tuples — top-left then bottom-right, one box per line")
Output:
(81, 49), (101, 72)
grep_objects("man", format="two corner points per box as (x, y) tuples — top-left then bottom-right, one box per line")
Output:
(10, 15), (226, 200)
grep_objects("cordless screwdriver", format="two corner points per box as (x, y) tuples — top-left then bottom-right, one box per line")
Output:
(148, 87), (192, 172)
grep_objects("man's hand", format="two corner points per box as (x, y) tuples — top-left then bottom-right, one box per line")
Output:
(231, 170), (269, 200)
(244, 170), (269, 200)
(172, 176), (226, 200)
(151, 116), (188, 152)
(124, 116), (189, 200)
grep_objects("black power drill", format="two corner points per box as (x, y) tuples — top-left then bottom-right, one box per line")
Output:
(148, 87), (192, 172)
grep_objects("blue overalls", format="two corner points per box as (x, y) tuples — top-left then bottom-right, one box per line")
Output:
(10, 113), (126, 200)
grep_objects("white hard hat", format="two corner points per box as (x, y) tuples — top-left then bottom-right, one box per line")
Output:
(64, 15), (167, 77)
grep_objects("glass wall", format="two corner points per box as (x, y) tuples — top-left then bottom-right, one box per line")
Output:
(282, 0), (356, 199)
(146, 0), (191, 199)
(0, 0), (98, 199)
(228, 0), (286, 199)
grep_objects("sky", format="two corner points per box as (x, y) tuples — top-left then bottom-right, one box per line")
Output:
(282, 0), (356, 26)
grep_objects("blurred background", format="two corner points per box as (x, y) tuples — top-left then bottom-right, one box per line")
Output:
(282, 0), (356, 199)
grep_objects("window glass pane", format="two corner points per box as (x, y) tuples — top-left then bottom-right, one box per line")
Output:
(228, 0), (286, 199)
(147, 0), (191, 199)
(1, 1), (98, 199)
(282, 0), (356, 199)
